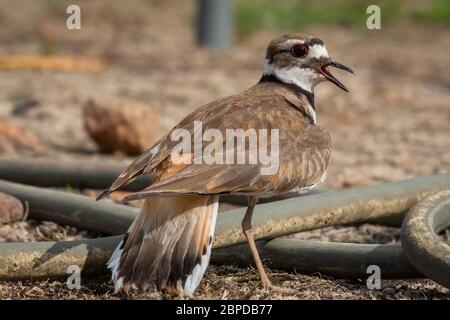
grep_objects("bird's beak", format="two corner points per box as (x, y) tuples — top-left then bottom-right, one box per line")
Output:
(319, 60), (354, 92)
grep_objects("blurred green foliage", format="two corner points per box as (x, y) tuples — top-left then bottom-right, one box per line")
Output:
(413, 0), (450, 25)
(235, 0), (450, 36)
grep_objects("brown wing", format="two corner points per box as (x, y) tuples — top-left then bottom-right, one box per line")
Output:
(100, 82), (331, 201)
(96, 101), (218, 200)
(97, 91), (256, 200)
(122, 163), (261, 200)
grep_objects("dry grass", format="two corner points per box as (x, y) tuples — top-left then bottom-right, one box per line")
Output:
(0, 266), (448, 300)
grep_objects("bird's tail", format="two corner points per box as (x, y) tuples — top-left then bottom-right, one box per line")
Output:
(107, 195), (218, 296)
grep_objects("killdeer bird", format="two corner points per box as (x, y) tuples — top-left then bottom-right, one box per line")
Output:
(98, 33), (353, 296)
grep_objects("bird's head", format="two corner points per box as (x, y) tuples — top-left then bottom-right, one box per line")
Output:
(263, 33), (354, 93)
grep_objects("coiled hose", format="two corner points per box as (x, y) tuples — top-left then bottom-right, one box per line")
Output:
(0, 161), (448, 288)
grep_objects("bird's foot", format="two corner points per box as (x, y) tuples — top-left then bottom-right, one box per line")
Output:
(261, 280), (297, 295)
(240, 283), (296, 299)
(258, 271), (297, 295)
(238, 278), (297, 299)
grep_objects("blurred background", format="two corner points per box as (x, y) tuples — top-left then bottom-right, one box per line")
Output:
(0, 0), (449, 299)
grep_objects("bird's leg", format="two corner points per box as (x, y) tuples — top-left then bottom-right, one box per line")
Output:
(241, 197), (296, 295)
(242, 197), (270, 287)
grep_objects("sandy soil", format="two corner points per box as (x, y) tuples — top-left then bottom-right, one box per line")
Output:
(0, 0), (449, 299)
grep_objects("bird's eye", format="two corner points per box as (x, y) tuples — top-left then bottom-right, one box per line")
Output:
(290, 44), (308, 58)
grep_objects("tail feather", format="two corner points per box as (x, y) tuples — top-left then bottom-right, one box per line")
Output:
(164, 215), (197, 289)
(107, 195), (218, 296)
(184, 203), (217, 295)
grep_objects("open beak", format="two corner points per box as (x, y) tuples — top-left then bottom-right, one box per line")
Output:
(319, 60), (354, 92)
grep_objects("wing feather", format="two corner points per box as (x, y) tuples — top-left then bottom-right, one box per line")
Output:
(99, 83), (331, 201)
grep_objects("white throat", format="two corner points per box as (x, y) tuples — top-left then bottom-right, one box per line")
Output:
(263, 59), (318, 124)
(263, 59), (321, 94)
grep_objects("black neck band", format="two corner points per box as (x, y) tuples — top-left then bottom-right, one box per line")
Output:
(259, 74), (315, 109)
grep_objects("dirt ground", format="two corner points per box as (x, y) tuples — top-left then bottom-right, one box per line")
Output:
(0, 1), (449, 299)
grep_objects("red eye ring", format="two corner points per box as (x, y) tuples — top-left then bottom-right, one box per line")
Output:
(290, 44), (308, 58)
